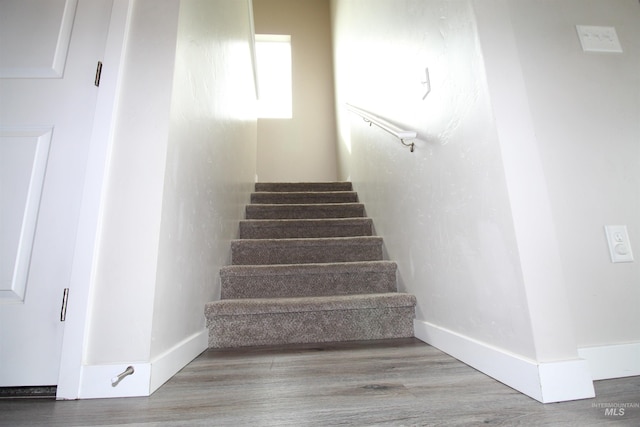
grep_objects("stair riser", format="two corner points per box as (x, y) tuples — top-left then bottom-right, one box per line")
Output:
(239, 221), (372, 239)
(251, 192), (358, 205)
(246, 204), (365, 220)
(255, 182), (353, 192)
(231, 240), (383, 265)
(221, 271), (396, 299)
(207, 307), (415, 348)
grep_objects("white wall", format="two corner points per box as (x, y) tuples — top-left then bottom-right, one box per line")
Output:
(80, 0), (257, 398)
(86, 0), (180, 366)
(151, 0), (257, 382)
(254, 0), (337, 182)
(506, 0), (640, 350)
(332, 0), (537, 358)
(331, 0), (597, 402)
(472, 0), (581, 364)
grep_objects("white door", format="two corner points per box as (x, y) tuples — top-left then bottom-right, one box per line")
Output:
(0, 0), (113, 386)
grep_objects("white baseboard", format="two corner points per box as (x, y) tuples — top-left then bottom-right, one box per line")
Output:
(578, 342), (640, 380)
(78, 329), (207, 399)
(414, 320), (595, 403)
(537, 359), (595, 403)
(149, 328), (208, 393)
(79, 362), (151, 399)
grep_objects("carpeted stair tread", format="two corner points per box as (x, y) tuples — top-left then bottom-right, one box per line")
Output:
(255, 182), (353, 192)
(220, 261), (397, 299)
(231, 236), (383, 265)
(246, 203), (365, 219)
(251, 191), (358, 205)
(206, 293), (416, 316)
(221, 260), (396, 278)
(239, 217), (373, 239)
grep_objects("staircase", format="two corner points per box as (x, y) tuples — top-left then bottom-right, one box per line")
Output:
(204, 182), (416, 348)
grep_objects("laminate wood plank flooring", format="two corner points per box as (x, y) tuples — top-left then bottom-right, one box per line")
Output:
(1, 338), (639, 426)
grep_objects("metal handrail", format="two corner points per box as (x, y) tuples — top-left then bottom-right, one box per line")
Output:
(345, 103), (417, 152)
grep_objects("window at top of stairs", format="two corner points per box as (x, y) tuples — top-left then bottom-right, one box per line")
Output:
(255, 34), (292, 119)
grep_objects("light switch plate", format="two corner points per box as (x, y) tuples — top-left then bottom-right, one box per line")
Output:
(576, 25), (623, 53)
(604, 225), (634, 263)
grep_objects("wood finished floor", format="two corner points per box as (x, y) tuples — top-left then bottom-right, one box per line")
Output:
(1, 338), (639, 426)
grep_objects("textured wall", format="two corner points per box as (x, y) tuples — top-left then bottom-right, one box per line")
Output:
(331, 0), (538, 359)
(253, 0), (338, 182)
(332, 0), (640, 366)
(151, 0), (258, 360)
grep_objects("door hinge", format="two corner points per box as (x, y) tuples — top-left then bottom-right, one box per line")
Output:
(60, 288), (69, 322)
(94, 61), (103, 87)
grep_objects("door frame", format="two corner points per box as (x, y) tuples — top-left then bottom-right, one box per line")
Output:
(56, 0), (132, 400)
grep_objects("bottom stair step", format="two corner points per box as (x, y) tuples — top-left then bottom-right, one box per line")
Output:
(205, 293), (416, 348)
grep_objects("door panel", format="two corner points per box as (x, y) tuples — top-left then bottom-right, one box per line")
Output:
(0, 0), (78, 78)
(0, 128), (52, 302)
(0, 0), (113, 386)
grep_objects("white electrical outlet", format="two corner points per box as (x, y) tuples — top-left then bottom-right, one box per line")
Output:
(605, 225), (634, 263)
(576, 25), (623, 53)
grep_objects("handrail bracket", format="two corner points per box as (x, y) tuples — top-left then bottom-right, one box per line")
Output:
(400, 139), (415, 152)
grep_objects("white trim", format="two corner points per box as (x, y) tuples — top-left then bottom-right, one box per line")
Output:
(578, 342), (640, 380)
(149, 329), (208, 393)
(255, 34), (291, 43)
(56, 0), (133, 400)
(414, 320), (595, 403)
(79, 363), (151, 399)
(247, 0), (258, 99)
(76, 329), (207, 399)
(538, 360), (595, 403)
